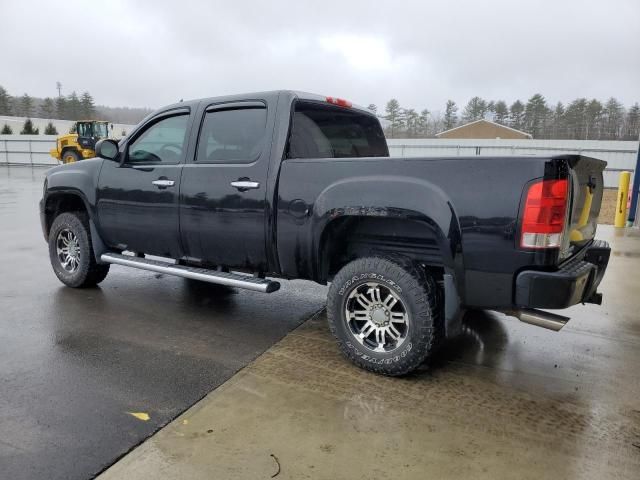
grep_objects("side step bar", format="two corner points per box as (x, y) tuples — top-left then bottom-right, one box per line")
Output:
(101, 253), (280, 293)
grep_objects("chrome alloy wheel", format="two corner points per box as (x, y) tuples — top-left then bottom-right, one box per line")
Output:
(344, 282), (410, 353)
(56, 229), (81, 273)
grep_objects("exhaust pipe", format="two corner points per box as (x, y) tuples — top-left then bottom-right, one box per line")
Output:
(501, 308), (569, 331)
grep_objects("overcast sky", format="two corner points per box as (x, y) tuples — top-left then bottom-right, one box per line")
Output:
(2, 0), (638, 113)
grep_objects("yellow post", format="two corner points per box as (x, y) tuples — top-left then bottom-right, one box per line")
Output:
(614, 171), (631, 227)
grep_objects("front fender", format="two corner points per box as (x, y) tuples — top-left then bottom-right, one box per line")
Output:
(45, 158), (104, 217)
(44, 159), (107, 262)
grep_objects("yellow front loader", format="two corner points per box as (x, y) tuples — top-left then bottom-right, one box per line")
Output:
(50, 121), (112, 164)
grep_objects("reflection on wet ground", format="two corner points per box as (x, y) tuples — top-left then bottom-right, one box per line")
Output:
(100, 227), (640, 480)
(0, 167), (327, 480)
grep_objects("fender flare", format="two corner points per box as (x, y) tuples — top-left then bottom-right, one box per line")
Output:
(311, 175), (465, 337)
(44, 189), (108, 264)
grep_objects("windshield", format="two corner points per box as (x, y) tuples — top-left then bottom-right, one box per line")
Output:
(76, 122), (108, 138)
(94, 123), (108, 138)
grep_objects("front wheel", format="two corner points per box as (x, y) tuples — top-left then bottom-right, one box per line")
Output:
(62, 149), (81, 164)
(48, 212), (110, 288)
(327, 257), (441, 376)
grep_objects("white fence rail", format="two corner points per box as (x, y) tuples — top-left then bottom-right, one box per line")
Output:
(0, 136), (58, 166)
(387, 139), (638, 189)
(1, 137), (637, 189)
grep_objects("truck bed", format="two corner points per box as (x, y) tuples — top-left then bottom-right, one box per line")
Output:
(276, 154), (605, 309)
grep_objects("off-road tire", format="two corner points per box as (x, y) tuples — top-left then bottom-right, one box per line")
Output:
(327, 256), (442, 376)
(48, 211), (110, 288)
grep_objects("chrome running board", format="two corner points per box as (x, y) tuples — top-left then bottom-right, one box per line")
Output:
(101, 253), (280, 293)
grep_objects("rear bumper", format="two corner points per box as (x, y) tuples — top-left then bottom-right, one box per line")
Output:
(515, 240), (610, 309)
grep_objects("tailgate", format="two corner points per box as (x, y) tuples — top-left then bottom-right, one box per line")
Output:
(561, 155), (606, 259)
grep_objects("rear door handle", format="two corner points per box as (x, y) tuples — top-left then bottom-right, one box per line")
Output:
(230, 180), (260, 191)
(152, 179), (175, 188)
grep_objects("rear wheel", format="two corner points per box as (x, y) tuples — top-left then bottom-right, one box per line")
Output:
(62, 149), (80, 164)
(327, 256), (442, 376)
(48, 212), (109, 288)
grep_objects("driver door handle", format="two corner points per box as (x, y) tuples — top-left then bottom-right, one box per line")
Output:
(230, 180), (260, 191)
(152, 179), (175, 187)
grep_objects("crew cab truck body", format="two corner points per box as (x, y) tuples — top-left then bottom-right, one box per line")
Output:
(40, 90), (610, 375)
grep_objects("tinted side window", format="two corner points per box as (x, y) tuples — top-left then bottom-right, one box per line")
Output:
(127, 114), (189, 164)
(196, 108), (267, 163)
(287, 102), (389, 159)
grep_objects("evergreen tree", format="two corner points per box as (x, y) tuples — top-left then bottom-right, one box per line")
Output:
(0, 86), (12, 115)
(462, 96), (488, 123)
(602, 97), (624, 140)
(1, 124), (13, 134)
(19, 94), (34, 117)
(44, 122), (58, 135)
(524, 94), (549, 138)
(80, 91), (96, 118)
(509, 100), (525, 131)
(551, 102), (566, 139)
(623, 103), (640, 140)
(402, 108), (419, 137)
(40, 97), (56, 119)
(585, 99), (603, 139)
(66, 91), (82, 120)
(418, 109), (430, 137)
(443, 100), (458, 130)
(56, 96), (67, 120)
(367, 104), (377, 114)
(493, 100), (509, 125)
(384, 99), (403, 138)
(20, 119), (39, 134)
(565, 98), (588, 139)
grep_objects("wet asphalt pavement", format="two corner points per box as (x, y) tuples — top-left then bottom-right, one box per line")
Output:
(0, 166), (327, 480)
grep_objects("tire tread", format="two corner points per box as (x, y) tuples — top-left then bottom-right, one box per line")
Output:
(327, 255), (441, 376)
(49, 211), (109, 288)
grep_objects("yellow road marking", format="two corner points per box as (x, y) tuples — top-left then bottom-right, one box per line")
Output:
(127, 412), (150, 421)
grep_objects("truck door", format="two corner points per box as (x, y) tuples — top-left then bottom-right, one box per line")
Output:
(96, 109), (192, 258)
(179, 101), (272, 271)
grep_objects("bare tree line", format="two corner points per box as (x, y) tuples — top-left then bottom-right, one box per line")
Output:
(371, 94), (640, 140)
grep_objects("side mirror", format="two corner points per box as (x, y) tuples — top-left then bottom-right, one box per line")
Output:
(95, 139), (119, 161)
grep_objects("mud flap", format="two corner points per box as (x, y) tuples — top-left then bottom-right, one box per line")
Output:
(444, 273), (463, 337)
(89, 219), (108, 264)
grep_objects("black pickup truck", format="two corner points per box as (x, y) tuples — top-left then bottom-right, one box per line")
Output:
(40, 90), (610, 375)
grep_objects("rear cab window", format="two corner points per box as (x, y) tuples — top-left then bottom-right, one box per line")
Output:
(286, 101), (389, 159)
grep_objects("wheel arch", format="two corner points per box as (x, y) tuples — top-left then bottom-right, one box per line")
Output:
(310, 175), (465, 337)
(44, 190), (107, 263)
(310, 175), (463, 283)
(44, 190), (90, 234)
(317, 214), (452, 282)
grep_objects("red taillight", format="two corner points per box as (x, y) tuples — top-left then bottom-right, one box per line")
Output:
(520, 178), (568, 249)
(326, 96), (352, 108)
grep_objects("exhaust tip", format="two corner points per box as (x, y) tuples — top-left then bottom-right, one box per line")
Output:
(501, 308), (570, 331)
